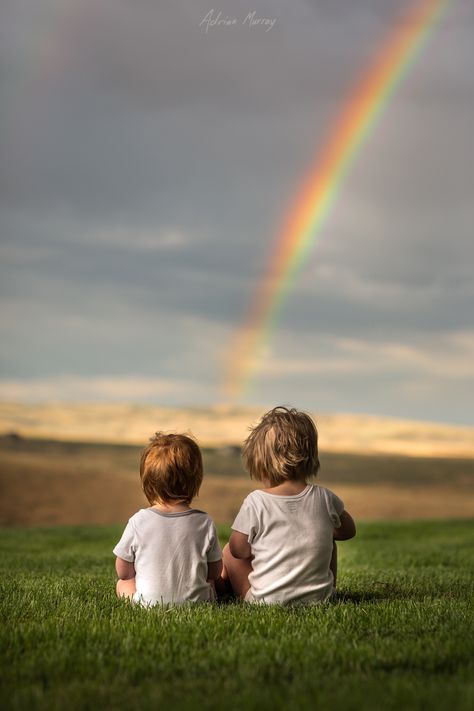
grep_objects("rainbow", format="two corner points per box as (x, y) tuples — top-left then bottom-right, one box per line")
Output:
(225, 0), (453, 400)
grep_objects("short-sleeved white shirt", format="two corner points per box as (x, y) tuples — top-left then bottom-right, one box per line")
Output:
(113, 508), (222, 606)
(232, 484), (344, 604)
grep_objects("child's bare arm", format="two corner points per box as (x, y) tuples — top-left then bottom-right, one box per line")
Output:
(333, 510), (356, 540)
(115, 557), (136, 580)
(229, 531), (252, 559)
(207, 560), (223, 581)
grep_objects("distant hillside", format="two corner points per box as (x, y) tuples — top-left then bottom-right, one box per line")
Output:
(0, 401), (473, 458)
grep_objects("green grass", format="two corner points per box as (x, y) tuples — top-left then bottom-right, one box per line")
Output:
(1, 520), (473, 711)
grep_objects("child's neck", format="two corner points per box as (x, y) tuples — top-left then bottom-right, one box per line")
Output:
(151, 499), (191, 513)
(262, 478), (309, 496)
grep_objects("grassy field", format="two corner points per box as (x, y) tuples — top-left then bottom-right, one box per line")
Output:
(1, 520), (473, 710)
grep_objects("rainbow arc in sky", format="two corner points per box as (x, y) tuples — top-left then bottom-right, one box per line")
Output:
(224, 0), (453, 400)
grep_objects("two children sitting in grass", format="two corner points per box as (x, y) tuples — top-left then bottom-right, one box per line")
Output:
(114, 406), (356, 606)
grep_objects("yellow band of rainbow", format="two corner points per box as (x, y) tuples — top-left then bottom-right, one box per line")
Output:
(224, 0), (453, 400)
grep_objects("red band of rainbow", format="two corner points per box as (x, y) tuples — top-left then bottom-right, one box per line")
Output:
(224, 0), (453, 400)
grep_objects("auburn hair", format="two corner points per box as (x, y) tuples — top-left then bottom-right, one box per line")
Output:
(140, 432), (203, 505)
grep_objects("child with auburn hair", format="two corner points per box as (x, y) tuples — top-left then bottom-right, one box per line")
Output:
(113, 432), (222, 606)
(222, 406), (356, 604)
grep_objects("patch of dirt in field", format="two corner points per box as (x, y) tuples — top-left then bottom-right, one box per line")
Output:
(1, 464), (473, 527)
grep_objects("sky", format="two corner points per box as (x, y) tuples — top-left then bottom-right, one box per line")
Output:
(0, 0), (473, 424)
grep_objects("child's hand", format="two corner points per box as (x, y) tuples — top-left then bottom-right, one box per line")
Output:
(207, 560), (223, 581)
(333, 510), (356, 540)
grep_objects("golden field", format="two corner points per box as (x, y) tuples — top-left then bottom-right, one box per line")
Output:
(0, 400), (473, 527)
(1, 401), (473, 458)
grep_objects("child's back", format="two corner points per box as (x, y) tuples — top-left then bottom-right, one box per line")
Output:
(114, 507), (221, 605)
(222, 407), (356, 605)
(113, 432), (222, 606)
(233, 484), (343, 604)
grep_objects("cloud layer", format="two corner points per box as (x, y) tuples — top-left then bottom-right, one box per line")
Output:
(1, 0), (473, 423)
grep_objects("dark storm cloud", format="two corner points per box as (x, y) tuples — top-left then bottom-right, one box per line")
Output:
(0, 0), (473, 421)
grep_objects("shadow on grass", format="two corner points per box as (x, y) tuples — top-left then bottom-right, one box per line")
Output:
(335, 580), (412, 604)
(215, 583), (399, 607)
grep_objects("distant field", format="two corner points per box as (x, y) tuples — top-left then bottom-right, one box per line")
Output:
(1, 401), (473, 458)
(1, 436), (473, 526)
(1, 520), (473, 710)
(2, 434), (474, 483)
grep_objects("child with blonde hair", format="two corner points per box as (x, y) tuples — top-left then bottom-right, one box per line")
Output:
(113, 432), (222, 606)
(222, 406), (356, 604)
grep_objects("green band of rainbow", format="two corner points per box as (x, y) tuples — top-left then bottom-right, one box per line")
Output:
(225, 0), (453, 400)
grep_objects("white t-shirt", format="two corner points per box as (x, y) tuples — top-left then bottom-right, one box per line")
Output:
(232, 484), (344, 604)
(113, 508), (222, 606)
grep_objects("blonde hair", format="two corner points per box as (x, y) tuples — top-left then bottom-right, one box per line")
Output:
(242, 406), (320, 486)
(140, 432), (203, 505)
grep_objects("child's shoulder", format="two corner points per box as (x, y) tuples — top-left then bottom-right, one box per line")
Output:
(242, 484), (337, 503)
(126, 508), (150, 526)
(133, 507), (215, 522)
(130, 507), (211, 517)
(190, 509), (219, 531)
(245, 484), (323, 498)
(242, 489), (264, 504)
(124, 508), (215, 533)
(187, 509), (216, 526)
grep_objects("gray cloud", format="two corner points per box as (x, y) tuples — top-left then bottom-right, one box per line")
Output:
(0, 0), (473, 422)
